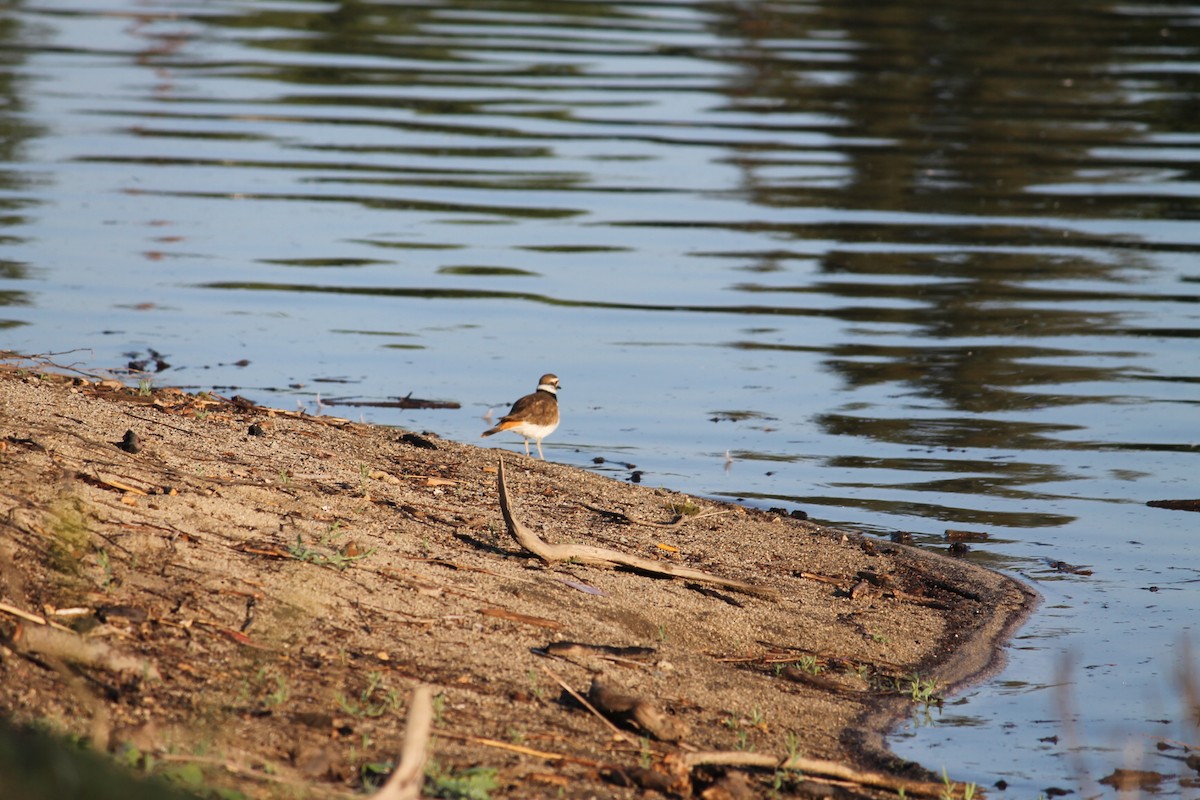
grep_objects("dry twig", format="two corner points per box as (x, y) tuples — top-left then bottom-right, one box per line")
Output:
(497, 458), (776, 599)
(0, 601), (74, 631)
(683, 751), (971, 798)
(371, 684), (434, 800)
(2, 610), (161, 680)
(432, 730), (603, 766)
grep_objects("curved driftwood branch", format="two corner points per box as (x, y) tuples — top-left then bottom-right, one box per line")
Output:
(497, 457), (777, 599)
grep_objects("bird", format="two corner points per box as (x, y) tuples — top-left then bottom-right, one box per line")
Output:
(481, 373), (560, 460)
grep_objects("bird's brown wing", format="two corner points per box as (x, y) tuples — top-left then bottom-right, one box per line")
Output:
(502, 392), (554, 423)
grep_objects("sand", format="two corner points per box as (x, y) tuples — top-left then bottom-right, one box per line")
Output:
(0, 357), (1035, 799)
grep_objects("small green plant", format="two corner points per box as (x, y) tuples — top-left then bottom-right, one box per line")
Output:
(905, 672), (941, 706)
(425, 759), (499, 800)
(96, 548), (114, 590)
(360, 760), (394, 791)
(323, 546), (376, 570)
(137, 378), (153, 396)
(525, 669), (545, 702)
(160, 760), (205, 791)
(656, 623), (667, 643)
(771, 769), (786, 796)
(770, 766), (803, 798)
(668, 500), (700, 516)
(339, 671), (401, 718)
(46, 495), (92, 575)
(118, 743), (249, 799)
(794, 655), (822, 675)
(289, 534), (320, 563)
(783, 731), (801, 763)
(638, 737), (653, 769)
(938, 767), (977, 800)
(432, 692), (447, 724)
(289, 532), (375, 570)
(119, 742), (145, 772)
(262, 669), (289, 707)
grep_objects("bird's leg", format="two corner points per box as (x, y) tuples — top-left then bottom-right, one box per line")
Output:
(536, 441), (545, 460)
(523, 439), (531, 457)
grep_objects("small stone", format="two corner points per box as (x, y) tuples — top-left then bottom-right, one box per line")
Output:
(116, 429), (141, 454)
(398, 432), (438, 450)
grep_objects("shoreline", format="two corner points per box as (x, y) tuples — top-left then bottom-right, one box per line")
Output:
(0, 357), (1035, 798)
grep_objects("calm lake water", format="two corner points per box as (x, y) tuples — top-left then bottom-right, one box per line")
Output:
(3, 0), (1199, 794)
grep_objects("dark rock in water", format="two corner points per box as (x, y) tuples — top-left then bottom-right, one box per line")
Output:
(946, 528), (989, 542)
(1099, 769), (1164, 791)
(1046, 559), (1093, 576)
(1147, 498), (1200, 512)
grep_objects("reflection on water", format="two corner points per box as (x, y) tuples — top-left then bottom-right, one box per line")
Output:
(3, 0), (1200, 794)
(0, 12), (41, 329)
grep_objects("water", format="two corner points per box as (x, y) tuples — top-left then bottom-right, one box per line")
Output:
(3, 0), (1200, 794)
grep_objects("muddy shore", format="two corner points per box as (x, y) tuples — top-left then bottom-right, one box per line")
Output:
(0, 357), (1035, 799)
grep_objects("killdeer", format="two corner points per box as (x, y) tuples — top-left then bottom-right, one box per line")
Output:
(481, 373), (560, 459)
